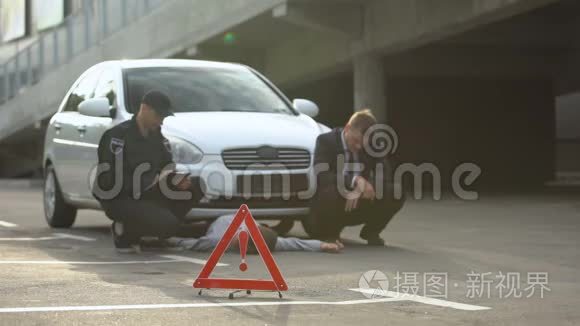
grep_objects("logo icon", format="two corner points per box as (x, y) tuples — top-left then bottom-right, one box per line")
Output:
(358, 270), (389, 298)
(363, 124), (398, 158)
(109, 137), (125, 155)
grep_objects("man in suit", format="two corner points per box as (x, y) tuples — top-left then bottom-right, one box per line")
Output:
(308, 109), (405, 246)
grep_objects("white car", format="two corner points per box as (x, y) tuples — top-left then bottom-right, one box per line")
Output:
(43, 59), (329, 229)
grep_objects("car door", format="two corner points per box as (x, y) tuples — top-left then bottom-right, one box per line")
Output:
(52, 67), (102, 197)
(75, 67), (119, 199)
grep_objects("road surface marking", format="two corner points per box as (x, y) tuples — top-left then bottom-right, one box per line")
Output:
(52, 233), (97, 242)
(0, 221), (17, 228)
(161, 255), (228, 267)
(349, 288), (491, 311)
(53, 138), (98, 148)
(0, 236), (64, 241)
(0, 233), (96, 242)
(0, 255), (228, 266)
(0, 259), (183, 265)
(0, 297), (405, 313)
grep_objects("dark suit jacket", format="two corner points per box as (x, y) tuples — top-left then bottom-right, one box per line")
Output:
(313, 128), (394, 194)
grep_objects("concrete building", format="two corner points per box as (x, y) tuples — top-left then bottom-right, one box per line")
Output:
(0, 0), (579, 191)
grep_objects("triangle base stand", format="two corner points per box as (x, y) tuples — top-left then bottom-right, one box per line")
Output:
(197, 288), (283, 300)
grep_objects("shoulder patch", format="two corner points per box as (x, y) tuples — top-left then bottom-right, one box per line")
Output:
(162, 139), (172, 153)
(109, 137), (125, 155)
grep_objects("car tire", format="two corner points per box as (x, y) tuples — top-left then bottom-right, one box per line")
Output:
(43, 165), (77, 228)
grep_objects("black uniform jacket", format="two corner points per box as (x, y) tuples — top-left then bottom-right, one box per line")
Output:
(92, 115), (174, 202)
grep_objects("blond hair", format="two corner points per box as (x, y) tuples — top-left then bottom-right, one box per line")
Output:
(347, 109), (377, 134)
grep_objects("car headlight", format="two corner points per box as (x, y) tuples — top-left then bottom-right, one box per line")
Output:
(165, 136), (203, 164)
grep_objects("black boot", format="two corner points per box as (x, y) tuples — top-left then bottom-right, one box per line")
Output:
(111, 221), (140, 253)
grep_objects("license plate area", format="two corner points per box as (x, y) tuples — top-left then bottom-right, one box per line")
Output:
(236, 174), (308, 196)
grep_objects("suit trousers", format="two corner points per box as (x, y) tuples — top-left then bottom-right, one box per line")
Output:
(310, 183), (405, 240)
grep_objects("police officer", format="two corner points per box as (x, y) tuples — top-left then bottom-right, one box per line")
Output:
(92, 90), (197, 253)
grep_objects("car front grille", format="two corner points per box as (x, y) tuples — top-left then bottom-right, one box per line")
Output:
(236, 174), (309, 195)
(222, 147), (311, 170)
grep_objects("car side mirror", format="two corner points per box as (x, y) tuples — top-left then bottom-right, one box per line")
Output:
(78, 98), (111, 118)
(293, 99), (319, 118)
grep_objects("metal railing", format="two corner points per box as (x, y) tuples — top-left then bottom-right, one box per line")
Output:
(0, 0), (166, 104)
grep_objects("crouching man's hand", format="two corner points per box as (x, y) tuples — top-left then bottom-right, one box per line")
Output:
(354, 176), (376, 200)
(174, 173), (192, 191)
(345, 177), (377, 212)
(344, 190), (362, 212)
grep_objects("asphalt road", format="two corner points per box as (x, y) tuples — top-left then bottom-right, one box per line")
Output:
(0, 186), (578, 325)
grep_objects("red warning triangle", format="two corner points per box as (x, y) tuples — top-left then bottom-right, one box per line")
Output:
(193, 204), (288, 292)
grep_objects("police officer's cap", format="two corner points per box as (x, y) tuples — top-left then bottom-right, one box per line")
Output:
(141, 90), (174, 117)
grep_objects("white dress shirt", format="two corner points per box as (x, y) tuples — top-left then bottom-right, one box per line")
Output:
(340, 129), (361, 189)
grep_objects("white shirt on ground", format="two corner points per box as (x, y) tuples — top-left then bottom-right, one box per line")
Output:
(169, 214), (322, 252)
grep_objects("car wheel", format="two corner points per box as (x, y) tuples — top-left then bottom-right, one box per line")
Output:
(44, 165), (77, 228)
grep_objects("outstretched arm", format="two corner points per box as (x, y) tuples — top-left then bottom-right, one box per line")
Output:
(275, 237), (323, 252)
(168, 237), (218, 251)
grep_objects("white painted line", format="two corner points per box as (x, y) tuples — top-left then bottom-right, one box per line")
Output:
(0, 255), (228, 266)
(53, 233), (97, 242)
(0, 259), (184, 265)
(0, 236), (63, 241)
(53, 138), (98, 148)
(0, 233), (96, 242)
(349, 288), (491, 311)
(0, 221), (17, 228)
(161, 255), (229, 267)
(0, 297), (405, 313)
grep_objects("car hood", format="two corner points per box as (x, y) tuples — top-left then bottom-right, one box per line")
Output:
(161, 112), (324, 154)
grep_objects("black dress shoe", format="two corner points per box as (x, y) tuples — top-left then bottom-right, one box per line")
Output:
(360, 233), (385, 246)
(111, 222), (140, 253)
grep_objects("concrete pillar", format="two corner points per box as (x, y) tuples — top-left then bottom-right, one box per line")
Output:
(353, 53), (386, 122)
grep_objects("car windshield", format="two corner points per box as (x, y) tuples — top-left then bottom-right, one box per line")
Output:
(123, 66), (294, 115)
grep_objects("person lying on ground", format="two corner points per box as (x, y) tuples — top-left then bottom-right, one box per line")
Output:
(167, 214), (343, 253)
